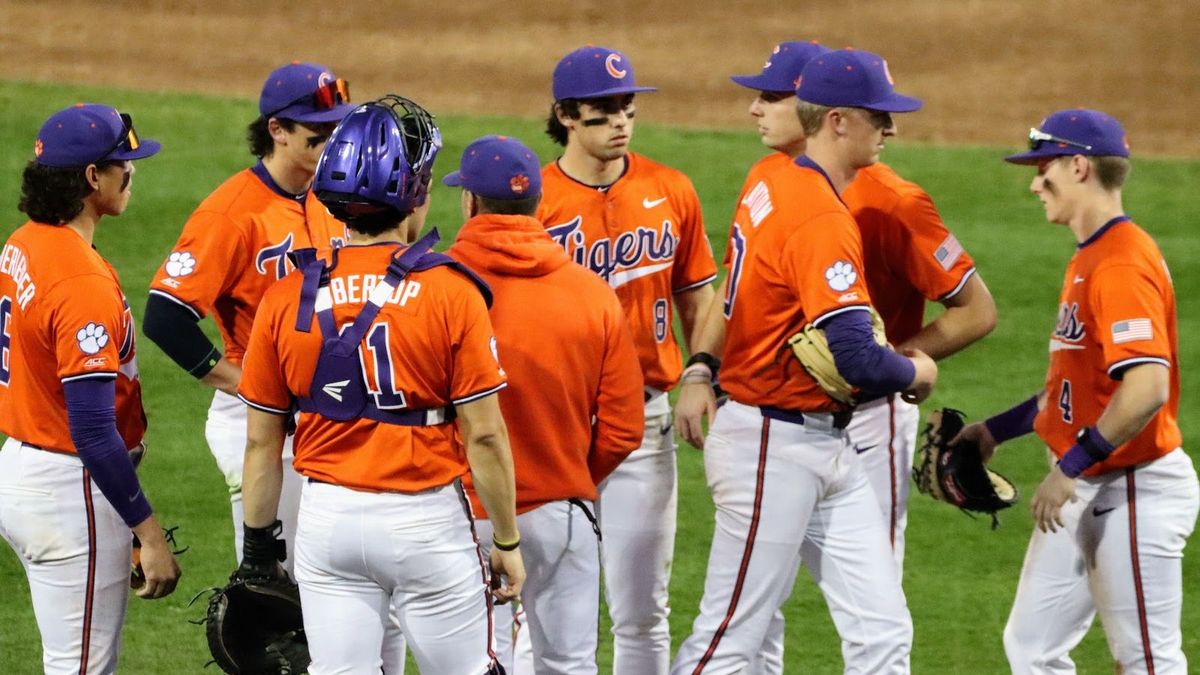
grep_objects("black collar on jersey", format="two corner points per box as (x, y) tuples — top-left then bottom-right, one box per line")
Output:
(794, 155), (848, 207)
(251, 161), (309, 205)
(554, 155), (630, 192)
(1077, 214), (1131, 249)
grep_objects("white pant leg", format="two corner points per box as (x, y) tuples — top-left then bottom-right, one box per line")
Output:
(512, 607), (534, 674)
(799, 451), (913, 675)
(1083, 449), (1199, 675)
(747, 610), (785, 675)
(845, 396), (917, 574)
(205, 390), (304, 574)
(597, 395), (676, 675)
(0, 439), (130, 675)
(672, 402), (835, 674)
(295, 481), (496, 674)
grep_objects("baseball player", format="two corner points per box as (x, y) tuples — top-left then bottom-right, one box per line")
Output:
(669, 50), (938, 673)
(680, 40), (996, 585)
(143, 62), (354, 571)
(445, 135), (646, 673)
(0, 104), (181, 673)
(537, 45), (718, 673)
(236, 97), (523, 673)
(955, 110), (1198, 674)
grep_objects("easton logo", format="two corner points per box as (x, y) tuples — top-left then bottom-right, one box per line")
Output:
(546, 216), (676, 287)
(322, 379), (351, 402)
(256, 233), (296, 280)
(1054, 302), (1086, 342)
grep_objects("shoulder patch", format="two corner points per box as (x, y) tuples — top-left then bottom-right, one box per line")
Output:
(933, 234), (964, 271)
(1112, 318), (1153, 344)
(165, 251), (197, 277)
(76, 322), (110, 355)
(825, 260), (858, 292)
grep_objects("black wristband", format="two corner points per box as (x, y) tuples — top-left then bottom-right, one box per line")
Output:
(242, 520), (286, 565)
(492, 534), (520, 551)
(685, 351), (721, 376)
(1076, 426), (1115, 463)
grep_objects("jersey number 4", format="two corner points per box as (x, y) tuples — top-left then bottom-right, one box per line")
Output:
(1058, 379), (1073, 423)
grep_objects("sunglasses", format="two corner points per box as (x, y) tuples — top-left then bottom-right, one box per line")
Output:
(96, 113), (141, 163)
(1028, 127), (1092, 152)
(266, 78), (351, 119)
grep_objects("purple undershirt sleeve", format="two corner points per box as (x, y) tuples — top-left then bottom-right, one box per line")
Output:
(821, 310), (916, 395)
(63, 378), (152, 528)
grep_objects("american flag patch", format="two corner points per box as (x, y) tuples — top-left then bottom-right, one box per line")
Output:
(933, 234), (963, 271)
(1112, 318), (1153, 344)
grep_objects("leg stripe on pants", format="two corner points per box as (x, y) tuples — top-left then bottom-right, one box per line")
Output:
(694, 418), (771, 673)
(1125, 469), (1155, 675)
(456, 485), (499, 665)
(79, 469), (97, 675)
(887, 397), (898, 550)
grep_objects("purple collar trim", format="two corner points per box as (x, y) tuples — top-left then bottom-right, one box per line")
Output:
(554, 155), (629, 191)
(1078, 215), (1130, 249)
(251, 161), (308, 204)
(794, 155), (846, 205)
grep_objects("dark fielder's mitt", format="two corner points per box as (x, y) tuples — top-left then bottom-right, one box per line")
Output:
(913, 408), (1018, 527)
(194, 572), (309, 674)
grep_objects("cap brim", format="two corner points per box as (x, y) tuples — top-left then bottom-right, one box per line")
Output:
(442, 171), (465, 187)
(1003, 149), (1052, 164)
(278, 102), (357, 123)
(109, 139), (162, 162)
(559, 85), (657, 101)
(867, 93), (924, 113)
(729, 74), (792, 92)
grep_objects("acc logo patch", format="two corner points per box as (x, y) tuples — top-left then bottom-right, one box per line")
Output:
(825, 261), (857, 292)
(164, 251), (196, 278)
(77, 322), (110, 355)
(605, 53), (627, 79)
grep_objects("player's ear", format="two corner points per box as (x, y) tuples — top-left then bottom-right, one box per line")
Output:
(267, 118), (290, 146)
(1070, 155), (1091, 183)
(84, 164), (102, 190)
(554, 103), (575, 130)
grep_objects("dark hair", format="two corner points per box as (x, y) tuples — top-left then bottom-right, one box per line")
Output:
(476, 194), (541, 216)
(246, 116), (297, 159)
(17, 161), (115, 225)
(544, 100), (582, 146)
(1092, 156), (1131, 190)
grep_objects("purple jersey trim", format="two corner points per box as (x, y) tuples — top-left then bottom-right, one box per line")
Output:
(452, 382), (507, 406)
(674, 273), (718, 294)
(1107, 356), (1171, 379)
(147, 289), (203, 320)
(238, 393), (293, 416)
(938, 267), (977, 302)
(823, 310), (915, 394)
(63, 379), (151, 527)
(251, 161), (309, 204)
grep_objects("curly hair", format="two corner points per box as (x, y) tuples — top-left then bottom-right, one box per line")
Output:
(544, 100), (582, 147)
(246, 116), (297, 159)
(17, 161), (99, 225)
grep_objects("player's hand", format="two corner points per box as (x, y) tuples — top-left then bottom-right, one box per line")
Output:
(900, 348), (937, 404)
(133, 529), (181, 599)
(675, 379), (718, 450)
(951, 422), (999, 463)
(489, 546), (525, 605)
(1031, 465), (1077, 533)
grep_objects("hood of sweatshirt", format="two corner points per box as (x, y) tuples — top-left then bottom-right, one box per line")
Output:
(449, 214), (572, 278)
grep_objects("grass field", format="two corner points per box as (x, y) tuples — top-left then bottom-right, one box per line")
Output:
(1, 80), (1198, 673)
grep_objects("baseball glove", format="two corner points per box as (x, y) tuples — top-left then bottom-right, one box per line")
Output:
(913, 408), (1018, 527)
(194, 572), (309, 674)
(787, 307), (888, 405)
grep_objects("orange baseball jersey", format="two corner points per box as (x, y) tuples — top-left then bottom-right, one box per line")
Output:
(448, 214), (644, 517)
(721, 153), (791, 320)
(720, 157), (874, 412)
(843, 162), (977, 345)
(238, 244), (506, 493)
(1034, 217), (1181, 475)
(538, 152), (717, 391)
(149, 166), (348, 365)
(0, 222), (145, 452)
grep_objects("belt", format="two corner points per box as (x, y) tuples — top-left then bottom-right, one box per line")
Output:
(759, 405), (852, 431)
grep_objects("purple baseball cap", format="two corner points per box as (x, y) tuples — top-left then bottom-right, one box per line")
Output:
(731, 41), (832, 93)
(795, 49), (922, 113)
(259, 62), (355, 123)
(1004, 109), (1130, 164)
(552, 46), (657, 101)
(34, 103), (161, 168)
(443, 135), (542, 200)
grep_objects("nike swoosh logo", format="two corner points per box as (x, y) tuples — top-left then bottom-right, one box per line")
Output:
(608, 262), (672, 289)
(1092, 506), (1117, 517)
(643, 197), (667, 209)
(129, 490), (142, 503)
(322, 379), (351, 402)
(1049, 339), (1086, 352)
(1074, 276), (1086, 284)
(854, 444), (877, 454)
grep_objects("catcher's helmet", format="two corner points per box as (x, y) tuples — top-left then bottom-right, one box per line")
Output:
(314, 95), (442, 220)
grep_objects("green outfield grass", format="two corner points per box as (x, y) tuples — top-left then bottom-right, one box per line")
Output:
(1, 80), (1197, 673)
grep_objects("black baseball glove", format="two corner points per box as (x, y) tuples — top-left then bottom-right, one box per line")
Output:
(197, 571), (309, 675)
(913, 408), (1018, 527)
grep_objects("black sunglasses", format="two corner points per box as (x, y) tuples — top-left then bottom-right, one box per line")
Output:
(1028, 127), (1092, 152)
(96, 113), (140, 163)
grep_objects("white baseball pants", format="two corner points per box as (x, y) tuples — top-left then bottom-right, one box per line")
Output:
(848, 395), (919, 574)
(1004, 448), (1199, 675)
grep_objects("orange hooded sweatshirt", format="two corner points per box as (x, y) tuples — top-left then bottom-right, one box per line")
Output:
(449, 213), (644, 516)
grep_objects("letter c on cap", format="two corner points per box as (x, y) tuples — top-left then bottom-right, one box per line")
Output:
(605, 53), (627, 79)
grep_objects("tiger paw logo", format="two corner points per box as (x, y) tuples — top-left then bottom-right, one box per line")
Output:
(77, 323), (110, 355)
(825, 260), (857, 292)
(34, 138), (44, 158)
(164, 251), (196, 278)
(510, 174), (530, 195)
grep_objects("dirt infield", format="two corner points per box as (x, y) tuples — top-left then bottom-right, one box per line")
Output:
(3, 0), (1197, 156)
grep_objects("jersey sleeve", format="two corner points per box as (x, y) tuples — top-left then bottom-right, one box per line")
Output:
(670, 177), (718, 292)
(893, 190), (977, 301)
(237, 288), (293, 414)
(448, 284), (508, 405)
(1089, 263), (1172, 377)
(780, 212), (873, 324)
(43, 276), (125, 382)
(148, 210), (250, 318)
